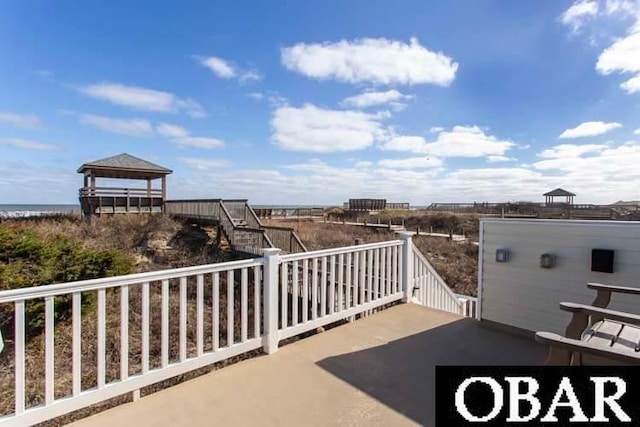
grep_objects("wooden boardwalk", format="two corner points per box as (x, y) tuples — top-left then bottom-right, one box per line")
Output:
(165, 199), (307, 254)
(320, 220), (468, 241)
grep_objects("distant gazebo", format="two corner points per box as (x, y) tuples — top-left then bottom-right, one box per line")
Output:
(543, 188), (575, 205)
(78, 153), (172, 217)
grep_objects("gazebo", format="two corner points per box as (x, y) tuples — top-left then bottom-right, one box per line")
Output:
(543, 188), (575, 205)
(78, 153), (172, 217)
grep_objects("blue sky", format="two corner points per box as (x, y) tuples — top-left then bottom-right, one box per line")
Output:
(1, 0), (640, 205)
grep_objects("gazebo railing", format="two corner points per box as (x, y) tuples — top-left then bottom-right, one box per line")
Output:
(79, 187), (163, 198)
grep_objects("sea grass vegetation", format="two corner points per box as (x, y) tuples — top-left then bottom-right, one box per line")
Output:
(0, 225), (133, 339)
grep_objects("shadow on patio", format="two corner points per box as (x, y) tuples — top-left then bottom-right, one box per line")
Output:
(316, 317), (546, 426)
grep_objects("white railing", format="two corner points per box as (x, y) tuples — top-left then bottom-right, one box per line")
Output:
(454, 294), (478, 318)
(276, 240), (405, 341)
(0, 259), (264, 427)
(0, 235), (466, 426)
(411, 245), (468, 316)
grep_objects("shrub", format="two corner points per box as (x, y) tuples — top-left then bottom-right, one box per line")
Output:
(0, 226), (133, 340)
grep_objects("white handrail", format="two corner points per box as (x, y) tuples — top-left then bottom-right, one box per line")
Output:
(0, 258), (263, 303)
(411, 246), (465, 316)
(280, 240), (402, 262)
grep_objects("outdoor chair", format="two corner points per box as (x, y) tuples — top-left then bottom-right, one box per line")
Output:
(535, 283), (640, 365)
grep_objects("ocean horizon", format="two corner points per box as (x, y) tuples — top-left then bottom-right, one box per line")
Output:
(0, 204), (80, 218)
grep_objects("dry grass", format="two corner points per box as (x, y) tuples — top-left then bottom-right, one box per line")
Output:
(413, 236), (478, 297)
(326, 209), (482, 240)
(375, 210), (481, 239)
(266, 220), (396, 250)
(4, 214), (242, 270)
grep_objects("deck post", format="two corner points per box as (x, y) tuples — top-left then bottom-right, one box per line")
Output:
(400, 233), (413, 303)
(263, 248), (281, 354)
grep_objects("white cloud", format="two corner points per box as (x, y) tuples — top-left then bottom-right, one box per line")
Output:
(354, 160), (374, 169)
(0, 111), (43, 129)
(200, 56), (236, 78)
(634, 127), (640, 134)
(265, 91), (289, 107)
(173, 136), (225, 149)
(378, 156), (443, 169)
(156, 123), (190, 138)
(603, 0), (640, 16)
(562, 0), (640, 94)
(381, 135), (429, 152)
(178, 157), (231, 169)
(532, 142), (640, 193)
(0, 137), (58, 150)
(447, 167), (544, 183)
(271, 104), (387, 152)
(175, 98), (206, 118)
(381, 125), (516, 158)
(198, 56), (262, 83)
(239, 69), (262, 83)
(155, 122), (224, 149)
(561, 0), (599, 32)
(537, 143), (608, 159)
(487, 155), (517, 163)
(168, 140), (640, 205)
(621, 73), (640, 92)
(281, 37), (458, 86)
(596, 31), (640, 93)
(78, 82), (206, 117)
(80, 114), (154, 137)
(429, 126), (445, 133)
(558, 121), (622, 138)
(247, 92), (264, 100)
(340, 90), (414, 109)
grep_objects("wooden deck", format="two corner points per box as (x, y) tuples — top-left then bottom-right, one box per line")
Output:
(70, 305), (545, 427)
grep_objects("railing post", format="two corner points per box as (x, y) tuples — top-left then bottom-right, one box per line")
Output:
(400, 232), (414, 303)
(262, 248), (281, 354)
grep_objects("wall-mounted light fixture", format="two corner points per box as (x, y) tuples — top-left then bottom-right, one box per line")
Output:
(540, 253), (556, 269)
(496, 248), (510, 263)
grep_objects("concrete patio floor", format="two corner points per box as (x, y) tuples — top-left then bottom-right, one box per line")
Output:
(70, 304), (546, 427)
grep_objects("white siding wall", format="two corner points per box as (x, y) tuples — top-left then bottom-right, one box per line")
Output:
(479, 219), (640, 334)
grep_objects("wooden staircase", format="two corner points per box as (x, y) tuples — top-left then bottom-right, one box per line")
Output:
(164, 199), (307, 255)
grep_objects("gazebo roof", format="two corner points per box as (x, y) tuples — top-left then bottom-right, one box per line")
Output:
(78, 153), (172, 179)
(543, 188), (576, 197)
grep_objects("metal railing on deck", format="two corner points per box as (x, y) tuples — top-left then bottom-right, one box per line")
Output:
(0, 236), (467, 426)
